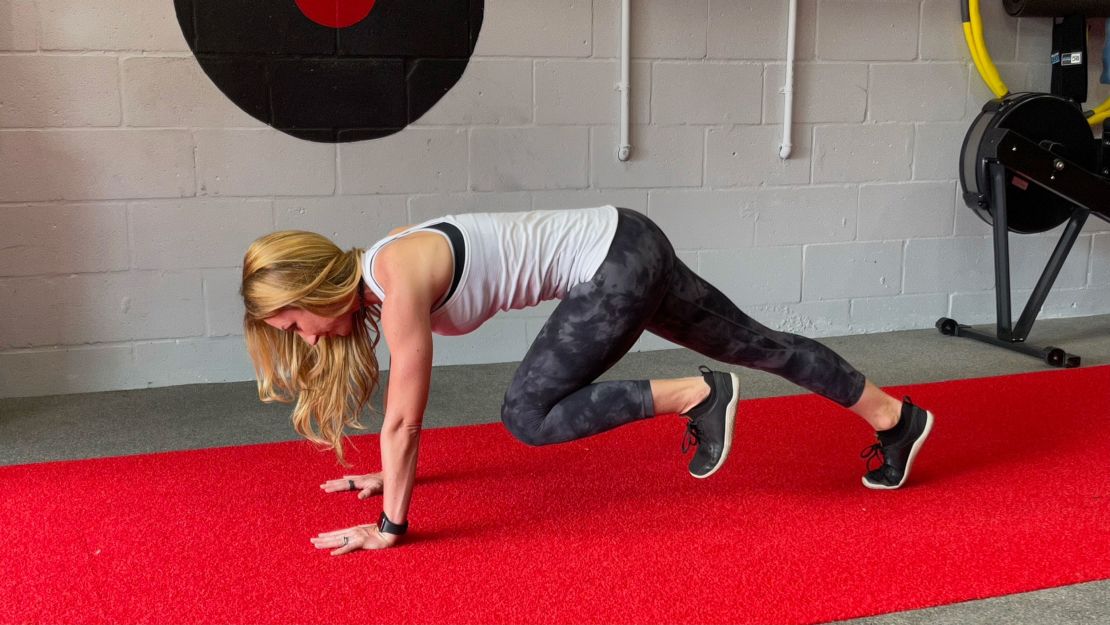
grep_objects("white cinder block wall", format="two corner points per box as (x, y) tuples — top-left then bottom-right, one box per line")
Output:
(1, 0), (1108, 398)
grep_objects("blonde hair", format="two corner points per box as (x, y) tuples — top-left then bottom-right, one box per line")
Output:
(240, 230), (381, 464)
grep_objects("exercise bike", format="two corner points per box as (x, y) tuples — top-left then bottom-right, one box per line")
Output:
(939, 2), (1110, 367)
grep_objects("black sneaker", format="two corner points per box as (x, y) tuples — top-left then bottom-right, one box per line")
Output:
(860, 397), (934, 490)
(682, 366), (740, 479)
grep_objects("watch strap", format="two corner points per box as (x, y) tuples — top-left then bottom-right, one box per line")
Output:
(378, 511), (408, 536)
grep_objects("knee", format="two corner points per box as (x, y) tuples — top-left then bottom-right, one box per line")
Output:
(500, 400), (549, 447)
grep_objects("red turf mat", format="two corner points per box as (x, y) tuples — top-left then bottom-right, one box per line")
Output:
(2, 367), (1109, 624)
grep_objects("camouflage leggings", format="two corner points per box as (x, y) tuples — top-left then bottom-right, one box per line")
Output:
(500, 208), (867, 446)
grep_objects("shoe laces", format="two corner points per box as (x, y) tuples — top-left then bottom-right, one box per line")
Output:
(682, 416), (701, 454)
(681, 365), (714, 454)
(860, 441), (886, 472)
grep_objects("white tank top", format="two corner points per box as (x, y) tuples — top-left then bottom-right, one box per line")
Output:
(362, 205), (620, 336)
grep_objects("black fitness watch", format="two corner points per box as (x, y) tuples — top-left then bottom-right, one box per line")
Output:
(378, 511), (408, 536)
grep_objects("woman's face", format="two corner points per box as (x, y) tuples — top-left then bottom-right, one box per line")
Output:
(264, 307), (354, 346)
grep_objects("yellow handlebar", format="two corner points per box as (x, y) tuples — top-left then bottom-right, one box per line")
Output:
(966, 0), (1009, 98)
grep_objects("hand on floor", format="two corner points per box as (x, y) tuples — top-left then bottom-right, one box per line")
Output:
(311, 524), (399, 555)
(320, 472), (383, 500)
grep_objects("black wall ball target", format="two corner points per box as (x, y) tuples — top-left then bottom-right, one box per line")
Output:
(174, 0), (484, 143)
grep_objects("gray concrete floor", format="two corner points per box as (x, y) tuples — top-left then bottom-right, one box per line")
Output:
(2, 314), (1110, 624)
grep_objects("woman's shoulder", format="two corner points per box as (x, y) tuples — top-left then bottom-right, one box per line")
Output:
(368, 232), (453, 303)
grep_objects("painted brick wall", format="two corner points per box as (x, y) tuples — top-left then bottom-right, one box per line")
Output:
(1, 0), (1108, 397)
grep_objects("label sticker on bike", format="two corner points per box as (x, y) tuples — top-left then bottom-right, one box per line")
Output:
(173, 0), (484, 143)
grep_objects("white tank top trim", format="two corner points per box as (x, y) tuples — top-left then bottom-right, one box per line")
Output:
(361, 206), (620, 336)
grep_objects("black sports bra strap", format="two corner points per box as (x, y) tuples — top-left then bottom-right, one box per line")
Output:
(424, 222), (465, 311)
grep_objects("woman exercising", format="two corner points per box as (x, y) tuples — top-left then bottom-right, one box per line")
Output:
(240, 206), (934, 555)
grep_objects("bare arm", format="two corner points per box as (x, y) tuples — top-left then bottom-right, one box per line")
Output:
(373, 236), (446, 538)
(377, 288), (433, 528)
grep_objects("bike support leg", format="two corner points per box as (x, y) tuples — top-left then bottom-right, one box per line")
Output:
(939, 162), (1086, 368)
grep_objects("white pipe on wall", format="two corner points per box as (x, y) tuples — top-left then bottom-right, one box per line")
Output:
(779, 0), (798, 160)
(617, 0), (632, 161)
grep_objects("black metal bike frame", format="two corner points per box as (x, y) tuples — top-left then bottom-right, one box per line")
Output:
(947, 128), (1109, 367)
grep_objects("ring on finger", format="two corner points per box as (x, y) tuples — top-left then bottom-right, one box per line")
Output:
(348, 479), (356, 491)
(342, 536), (349, 547)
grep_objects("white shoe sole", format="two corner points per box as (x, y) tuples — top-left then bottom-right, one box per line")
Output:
(692, 372), (740, 480)
(862, 410), (934, 490)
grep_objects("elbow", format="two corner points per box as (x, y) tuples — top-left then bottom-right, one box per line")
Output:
(400, 420), (423, 437)
(382, 416), (423, 438)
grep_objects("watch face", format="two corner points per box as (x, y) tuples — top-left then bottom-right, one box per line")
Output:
(174, 0), (484, 143)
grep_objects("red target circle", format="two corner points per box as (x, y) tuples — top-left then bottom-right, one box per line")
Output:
(294, 0), (376, 29)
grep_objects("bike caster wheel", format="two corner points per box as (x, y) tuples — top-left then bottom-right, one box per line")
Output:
(936, 317), (959, 336)
(1043, 347), (1081, 368)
